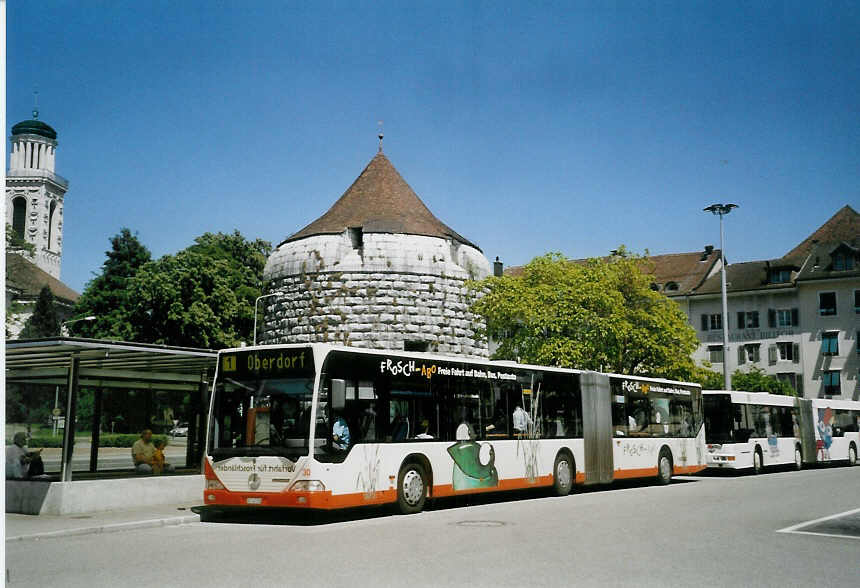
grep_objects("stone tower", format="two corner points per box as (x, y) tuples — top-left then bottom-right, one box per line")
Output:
(262, 150), (491, 357)
(6, 109), (68, 279)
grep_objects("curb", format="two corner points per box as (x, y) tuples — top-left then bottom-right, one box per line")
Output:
(5, 514), (199, 542)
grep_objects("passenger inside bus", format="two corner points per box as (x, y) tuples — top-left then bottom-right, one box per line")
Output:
(332, 414), (350, 451)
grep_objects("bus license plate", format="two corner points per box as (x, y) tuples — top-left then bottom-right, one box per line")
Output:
(246, 497), (262, 505)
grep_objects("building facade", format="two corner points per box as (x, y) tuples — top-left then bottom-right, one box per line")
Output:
(5, 110), (78, 338)
(678, 206), (859, 400)
(262, 150), (490, 357)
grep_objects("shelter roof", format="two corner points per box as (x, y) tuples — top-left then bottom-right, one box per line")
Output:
(5, 338), (217, 391)
(283, 152), (480, 250)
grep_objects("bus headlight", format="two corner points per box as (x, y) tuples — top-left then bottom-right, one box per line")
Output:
(206, 479), (225, 490)
(290, 480), (326, 492)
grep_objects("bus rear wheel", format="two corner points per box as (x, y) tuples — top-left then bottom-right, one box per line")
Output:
(553, 453), (574, 496)
(794, 446), (803, 470)
(397, 462), (427, 515)
(849, 444), (857, 466)
(753, 448), (763, 475)
(656, 450), (672, 485)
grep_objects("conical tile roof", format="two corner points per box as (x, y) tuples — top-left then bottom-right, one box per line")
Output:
(784, 205), (859, 262)
(283, 152), (480, 251)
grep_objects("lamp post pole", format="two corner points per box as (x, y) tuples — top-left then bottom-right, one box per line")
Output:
(60, 315), (96, 337)
(704, 203), (738, 391)
(253, 293), (283, 347)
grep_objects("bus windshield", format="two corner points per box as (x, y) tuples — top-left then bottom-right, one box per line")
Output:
(209, 348), (320, 460)
(703, 394), (735, 444)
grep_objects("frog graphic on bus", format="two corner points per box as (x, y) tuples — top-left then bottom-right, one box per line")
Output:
(447, 440), (499, 490)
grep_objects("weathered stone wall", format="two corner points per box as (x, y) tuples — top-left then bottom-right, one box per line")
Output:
(262, 232), (491, 357)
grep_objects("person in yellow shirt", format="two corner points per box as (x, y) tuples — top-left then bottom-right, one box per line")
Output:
(152, 439), (167, 475)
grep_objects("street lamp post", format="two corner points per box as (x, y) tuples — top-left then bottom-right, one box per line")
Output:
(61, 315), (96, 336)
(704, 203), (738, 391)
(253, 293), (283, 346)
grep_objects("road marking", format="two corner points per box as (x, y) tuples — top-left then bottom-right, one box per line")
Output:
(776, 506), (860, 540)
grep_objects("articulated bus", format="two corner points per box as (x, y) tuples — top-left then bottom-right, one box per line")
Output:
(203, 344), (706, 514)
(703, 390), (860, 473)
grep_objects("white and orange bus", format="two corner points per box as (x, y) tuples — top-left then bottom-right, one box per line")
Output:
(703, 390), (860, 473)
(203, 345), (706, 514)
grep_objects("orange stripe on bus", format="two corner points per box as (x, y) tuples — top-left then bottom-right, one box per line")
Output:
(613, 467), (658, 479)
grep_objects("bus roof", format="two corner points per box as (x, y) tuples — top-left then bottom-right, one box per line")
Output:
(220, 343), (700, 388)
(703, 390), (796, 407)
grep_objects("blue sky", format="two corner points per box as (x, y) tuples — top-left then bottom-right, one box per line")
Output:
(8, 2), (859, 293)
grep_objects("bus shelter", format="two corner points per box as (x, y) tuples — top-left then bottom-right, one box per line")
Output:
(5, 338), (217, 482)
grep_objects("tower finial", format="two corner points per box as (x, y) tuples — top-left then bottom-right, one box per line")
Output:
(377, 120), (384, 152)
(33, 90), (39, 119)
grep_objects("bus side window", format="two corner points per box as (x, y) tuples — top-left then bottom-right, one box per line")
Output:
(734, 404), (751, 443)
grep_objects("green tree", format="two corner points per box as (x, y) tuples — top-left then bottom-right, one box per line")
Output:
(185, 231), (272, 341)
(470, 251), (701, 380)
(6, 222), (35, 255)
(71, 228), (152, 339)
(126, 250), (242, 348)
(732, 367), (796, 396)
(20, 286), (61, 338)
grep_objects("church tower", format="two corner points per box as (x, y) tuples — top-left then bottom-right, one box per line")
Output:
(6, 108), (69, 279)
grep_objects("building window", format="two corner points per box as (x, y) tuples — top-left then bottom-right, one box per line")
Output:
(821, 331), (839, 356)
(768, 269), (792, 284)
(822, 371), (841, 396)
(348, 226), (363, 249)
(12, 196), (26, 239)
(821, 332), (839, 356)
(47, 200), (57, 250)
(776, 342), (797, 362)
(772, 308), (798, 328)
(832, 252), (854, 271)
(708, 344), (724, 364)
(665, 282), (679, 292)
(700, 314), (722, 331)
(776, 373), (801, 395)
(818, 292), (837, 316)
(404, 340), (429, 352)
(737, 311), (759, 330)
(738, 343), (760, 364)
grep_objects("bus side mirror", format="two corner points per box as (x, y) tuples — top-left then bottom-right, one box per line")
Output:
(331, 379), (346, 410)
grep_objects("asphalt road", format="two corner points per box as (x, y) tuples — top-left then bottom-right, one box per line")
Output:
(6, 466), (859, 587)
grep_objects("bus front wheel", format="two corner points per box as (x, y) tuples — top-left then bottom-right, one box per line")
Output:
(656, 449), (672, 485)
(553, 452), (574, 496)
(849, 444), (857, 466)
(397, 462), (427, 515)
(794, 446), (802, 470)
(753, 448), (763, 475)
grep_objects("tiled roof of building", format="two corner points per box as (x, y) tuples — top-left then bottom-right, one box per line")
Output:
(784, 205), (859, 262)
(503, 247), (722, 295)
(693, 259), (795, 295)
(794, 240), (860, 282)
(5, 253), (80, 304)
(282, 152), (480, 251)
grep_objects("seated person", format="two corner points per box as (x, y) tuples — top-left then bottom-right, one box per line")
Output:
(6, 432), (44, 479)
(132, 430), (174, 474)
(152, 439), (167, 475)
(332, 416), (351, 451)
(415, 419), (433, 439)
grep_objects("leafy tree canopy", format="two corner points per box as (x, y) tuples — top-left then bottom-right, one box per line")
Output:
(71, 228), (152, 340)
(71, 229), (271, 348)
(731, 367), (796, 396)
(470, 250), (701, 381)
(6, 223), (35, 255)
(20, 286), (61, 338)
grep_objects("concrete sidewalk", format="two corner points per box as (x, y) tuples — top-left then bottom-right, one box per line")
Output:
(5, 502), (201, 542)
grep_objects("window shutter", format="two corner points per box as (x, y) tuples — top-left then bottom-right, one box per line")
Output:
(791, 308), (799, 327)
(768, 309), (776, 328)
(768, 345), (777, 365)
(792, 343), (800, 363)
(737, 312), (745, 330)
(701, 314), (709, 331)
(738, 346), (746, 365)
(796, 377), (803, 397)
